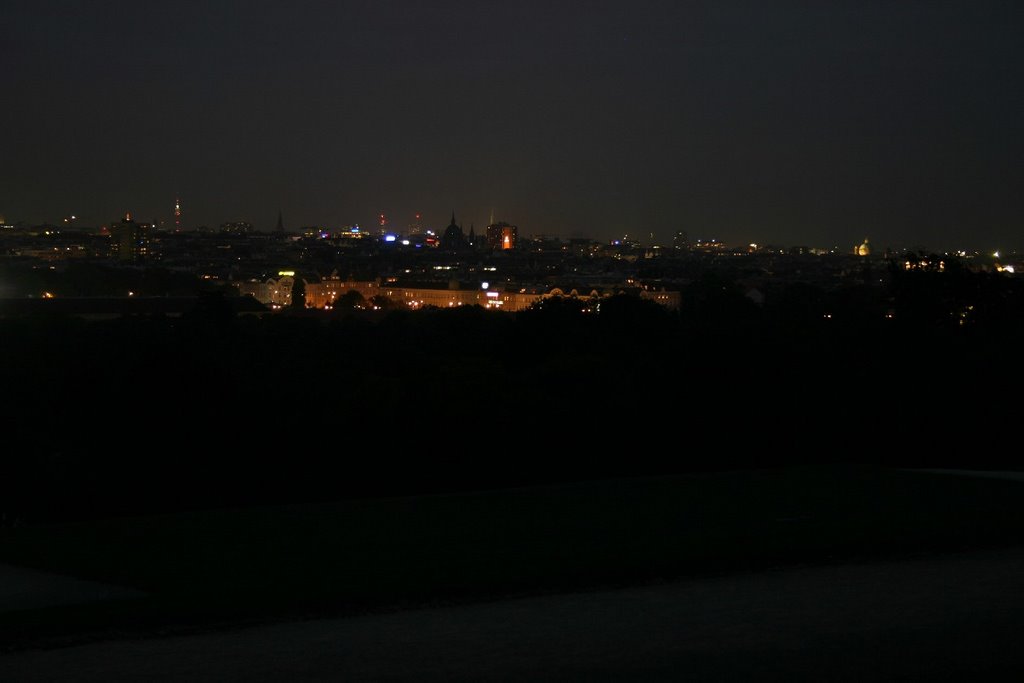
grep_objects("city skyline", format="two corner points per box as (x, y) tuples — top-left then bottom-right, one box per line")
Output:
(4, 2), (1022, 251)
(6, 199), (1015, 253)
(4, 4), (1024, 675)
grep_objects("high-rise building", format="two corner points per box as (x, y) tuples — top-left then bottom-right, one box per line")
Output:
(276, 210), (284, 233)
(174, 196), (182, 231)
(109, 212), (150, 262)
(486, 220), (518, 250)
(408, 212), (423, 235)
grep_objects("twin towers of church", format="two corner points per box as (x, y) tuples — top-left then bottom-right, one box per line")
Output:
(440, 211), (518, 252)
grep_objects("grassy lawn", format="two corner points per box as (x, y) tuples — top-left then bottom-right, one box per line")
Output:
(2, 465), (1023, 646)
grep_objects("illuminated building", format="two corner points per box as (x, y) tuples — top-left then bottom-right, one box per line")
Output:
(174, 196), (182, 231)
(486, 221), (518, 250)
(337, 225), (369, 239)
(377, 283), (540, 311)
(220, 221), (254, 235)
(639, 289), (680, 309)
(692, 238), (725, 252)
(540, 287), (680, 311)
(295, 277), (680, 313)
(235, 272), (300, 308)
(304, 274), (381, 308)
(109, 212), (150, 262)
(248, 273), (544, 312)
(855, 238), (871, 257)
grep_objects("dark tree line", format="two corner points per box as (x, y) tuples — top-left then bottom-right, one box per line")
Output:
(3, 263), (1023, 521)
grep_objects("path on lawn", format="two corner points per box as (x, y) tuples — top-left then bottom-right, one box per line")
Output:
(0, 563), (144, 613)
(3, 545), (1024, 682)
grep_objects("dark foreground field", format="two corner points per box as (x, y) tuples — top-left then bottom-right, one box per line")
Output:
(2, 466), (1023, 649)
(4, 295), (1024, 522)
(3, 291), (1024, 676)
(6, 545), (1024, 682)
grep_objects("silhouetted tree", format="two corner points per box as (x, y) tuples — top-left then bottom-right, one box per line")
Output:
(291, 277), (306, 309)
(888, 254), (977, 329)
(183, 289), (235, 324)
(370, 294), (399, 310)
(598, 293), (670, 324)
(524, 295), (590, 315)
(336, 290), (366, 309)
(680, 273), (761, 326)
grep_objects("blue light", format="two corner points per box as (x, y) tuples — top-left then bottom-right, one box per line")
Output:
(384, 234), (397, 243)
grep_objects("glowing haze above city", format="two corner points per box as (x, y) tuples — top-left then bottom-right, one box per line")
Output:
(3, 1), (1022, 251)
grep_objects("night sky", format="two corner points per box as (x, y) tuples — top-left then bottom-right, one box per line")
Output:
(4, 1), (1022, 249)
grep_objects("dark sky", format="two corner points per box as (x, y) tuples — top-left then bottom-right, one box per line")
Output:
(4, 1), (1022, 249)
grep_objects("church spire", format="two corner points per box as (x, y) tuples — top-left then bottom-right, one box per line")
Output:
(489, 209), (495, 226)
(450, 210), (457, 227)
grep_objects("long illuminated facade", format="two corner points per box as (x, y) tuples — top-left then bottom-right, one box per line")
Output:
(237, 276), (680, 312)
(312, 280), (542, 310)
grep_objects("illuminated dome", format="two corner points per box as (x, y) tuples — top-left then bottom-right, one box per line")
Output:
(856, 238), (871, 257)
